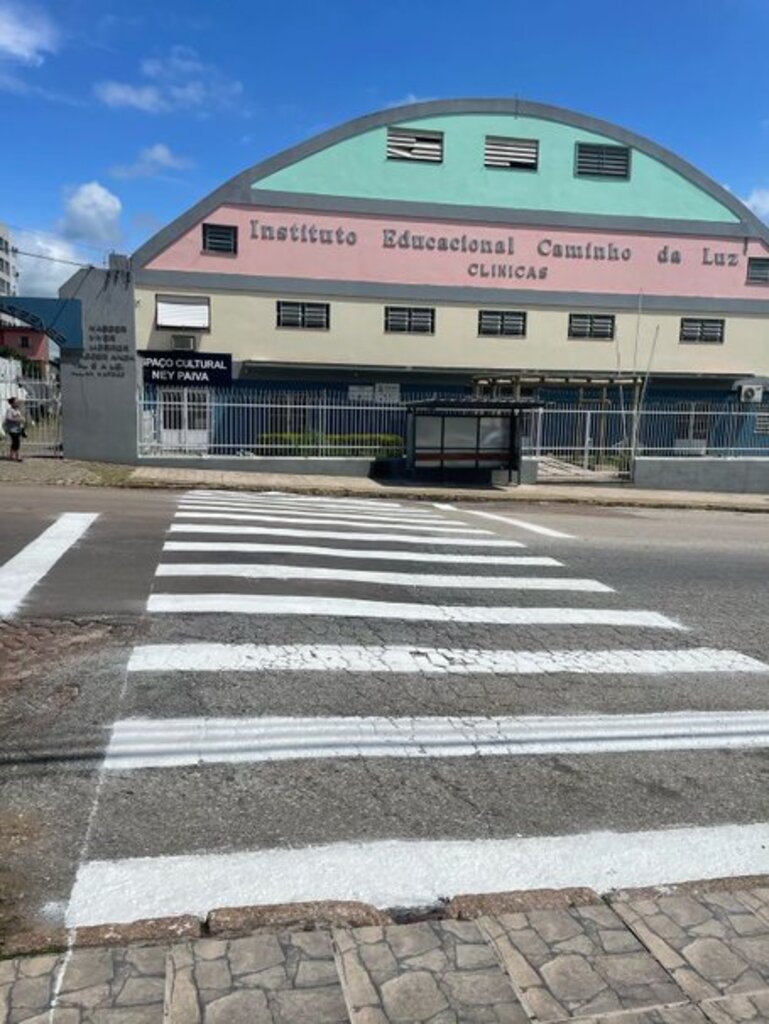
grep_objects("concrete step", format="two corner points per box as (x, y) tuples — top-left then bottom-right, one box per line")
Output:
(163, 930), (349, 1023)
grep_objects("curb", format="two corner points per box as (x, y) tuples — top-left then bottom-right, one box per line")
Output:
(117, 476), (769, 513)
(5, 876), (768, 958)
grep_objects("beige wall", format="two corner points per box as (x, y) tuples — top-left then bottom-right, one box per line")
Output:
(135, 285), (769, 376)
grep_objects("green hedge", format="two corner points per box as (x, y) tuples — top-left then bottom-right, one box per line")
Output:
(257, 432), (404, 457)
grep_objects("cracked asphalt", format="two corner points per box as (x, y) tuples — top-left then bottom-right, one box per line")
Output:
(1, 485), (768, 947)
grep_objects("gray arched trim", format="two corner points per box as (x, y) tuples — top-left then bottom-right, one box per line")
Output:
(132, 97), (769, 267)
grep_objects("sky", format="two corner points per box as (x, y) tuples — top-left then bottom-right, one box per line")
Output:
(3, 0), (769, 295)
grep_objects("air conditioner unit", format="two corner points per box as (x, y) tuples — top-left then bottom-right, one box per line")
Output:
(171, 334), (197, 351)
(739, 384), (764, 404)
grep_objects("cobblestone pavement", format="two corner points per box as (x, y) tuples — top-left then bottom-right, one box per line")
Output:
(4, 884), (769, 1023)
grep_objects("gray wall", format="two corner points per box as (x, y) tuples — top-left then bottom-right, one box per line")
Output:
(60, 266), (138, 463)
(633, 457), (769, 494)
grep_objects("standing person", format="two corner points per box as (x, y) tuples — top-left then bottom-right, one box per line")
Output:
(4, 397), (25, 462)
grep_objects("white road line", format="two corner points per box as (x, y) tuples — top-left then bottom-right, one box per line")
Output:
(104, 710), (769, 770)
(0, 513), (99, 618)
(174, 511), (489, 534)
(163, 542), (552, 566)
(432, 502), (456, 510)
(154, 563), (612, 592)
(66, 823), (769, 926)
(180, 496), (440, 516)
(462, 509), (576, 539)
(188, 490), (406, 509)
(177, 504), (450, 524)
(146, 594), (680, 627)
(168, 524), (526, 547)
(127, 644), (769, 675)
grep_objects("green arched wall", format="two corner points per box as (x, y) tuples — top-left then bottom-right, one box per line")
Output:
(253, 113), (738, 223)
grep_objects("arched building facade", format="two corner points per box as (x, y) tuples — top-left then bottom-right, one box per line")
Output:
(129, 98), (769, 405)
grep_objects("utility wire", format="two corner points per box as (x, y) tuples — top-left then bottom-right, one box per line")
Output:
(13, 248), (96, 269)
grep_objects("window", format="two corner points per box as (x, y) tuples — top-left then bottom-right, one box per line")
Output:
(276, 301), (330, 330)
(747, 258), (769, 284)
(679, 318), (725, 344)
(568, 313), (615, 339)
(386, 127), (443, 163)
(19, 336), (29, 349)
(156, 296), (210, 330)
(484, 136), (539, 171)
(202, 223), (238, 255)
(575, 143), (631, 179)
(478, 310), (527, 337)
(384, 306), (435, 334)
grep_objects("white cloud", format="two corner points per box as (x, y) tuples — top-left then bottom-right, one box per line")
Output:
(94, 81), (165, 113)
(94, 45), (243, 115)
(743, 187), (769, 222)
(0, 2), (58, 65)
(111, 142), (193, 179)
(15, 230), (86, 297)
(59, 182), (122, 246)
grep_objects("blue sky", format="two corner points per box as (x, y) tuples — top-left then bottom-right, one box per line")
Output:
(3, 0), (769, 294)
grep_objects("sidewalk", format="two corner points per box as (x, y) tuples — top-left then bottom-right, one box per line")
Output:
(2, 458), (769, 512)
(5, 878), (769, 1023)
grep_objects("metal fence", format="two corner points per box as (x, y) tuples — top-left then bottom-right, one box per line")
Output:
(1, 365), (62, 457)
(137, 387), (439, 458)
(137, 388), (769, 475)
(521, 403), (769, 480)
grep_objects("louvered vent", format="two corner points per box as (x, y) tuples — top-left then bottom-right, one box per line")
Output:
(276, 302), (330, 329)
(575, 143), (630, 179)
(568, 313), (616, 339)
(478, 310), (527, 336)
(384, 306), (435, 334)
(386, 128), (443, 163)
(484, 136), (539, 170)
(202, 224), (238, 254)
(679, 318), (725, 343)
(747, 258), (769, 284)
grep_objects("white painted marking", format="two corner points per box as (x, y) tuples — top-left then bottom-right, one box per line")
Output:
(155, 563), (612, 592)
(432, 503), (456, 510)
(463, 509), (576, 539)
(163, 542), (552, 566)
(174, 511), (488, 534)
(0, 513), (99, 618)
(180, 498), (440, 520)
(147, 593), (680, 627)
(103, 710), (769, 770)
(188, 490), (405, 509)
(66, 823), (769, 926)
(168, 524), (526, 547)
(127, 643), (769, 676)
(177, 503), (449, 524)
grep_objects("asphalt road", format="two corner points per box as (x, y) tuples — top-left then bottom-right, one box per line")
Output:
(1, 484), (769, 943)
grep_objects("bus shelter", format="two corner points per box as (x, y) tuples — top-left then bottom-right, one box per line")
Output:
(406, 397), (541, 484)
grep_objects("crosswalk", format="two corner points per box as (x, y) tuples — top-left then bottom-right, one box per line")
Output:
(68, 489), (769, 928)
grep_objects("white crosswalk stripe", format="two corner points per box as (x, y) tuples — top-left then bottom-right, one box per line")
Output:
(127, 643), (768, 675)
(147, 594), (679, 626)
(174, 510), (491, 533)
(104, 710), (769, 770)
(178, 500), (445, 522)
(162, 541), (559, 565)
(168, 523), (528, 546)
(155, 563), (612, 591)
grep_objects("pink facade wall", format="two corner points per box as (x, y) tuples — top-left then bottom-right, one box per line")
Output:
(146, 204), (769, 300)
(0, 328), (49, 361)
